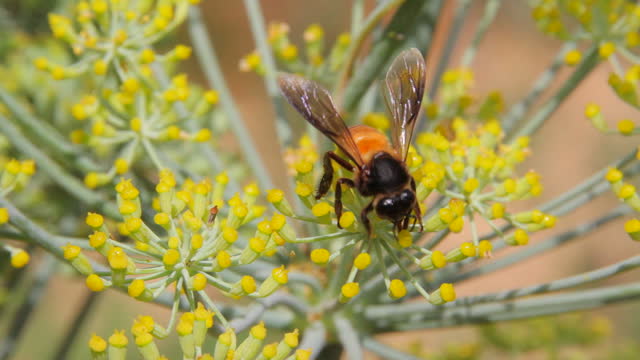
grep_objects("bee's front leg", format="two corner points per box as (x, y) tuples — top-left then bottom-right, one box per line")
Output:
(361, 201), (374, 237)
(316, 151), (354, 200)
(410, 178), (424, 232)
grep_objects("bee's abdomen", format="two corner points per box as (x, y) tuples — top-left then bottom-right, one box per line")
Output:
(349, 125), (397, 163)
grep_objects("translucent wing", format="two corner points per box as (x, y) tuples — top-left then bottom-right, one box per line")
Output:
(384, 48), (426, 161)
(278, 73), (364, 167)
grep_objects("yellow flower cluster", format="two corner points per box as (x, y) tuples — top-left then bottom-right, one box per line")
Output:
(532, 1), (640, 126)
(67, 171), (292, 307)
(530, 0), (640, 43)
(89, 314), (309, 360)
(1, 158), (36, 268)
(35, 1), (220, 188)
(240, 22), (350, 81)
(607, 167), (640, 242)
(268, 116), (554, 304)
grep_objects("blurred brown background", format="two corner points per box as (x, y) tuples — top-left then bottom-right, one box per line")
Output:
(5, 0), (640, 359)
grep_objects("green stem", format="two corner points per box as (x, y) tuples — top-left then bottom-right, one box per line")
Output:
(460, 0), (501, 67)
(427, 0), (472, 99)
(187, 6), (274, 191)
(0, 114), (119, 218)
(509, 45), (599, 140)
(0, 195), (64, 259)
(342, 0), (443, 113)
(335, 0), (407, 95)
(242, 0), (292, 148)
(0, 85), (76, 157)
(374, 282), (640, 329)
(502, 42), (575, 134)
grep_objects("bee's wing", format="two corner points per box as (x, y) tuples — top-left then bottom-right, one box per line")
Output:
(384, 48), (426, 161)
(278, 73), (364, 167)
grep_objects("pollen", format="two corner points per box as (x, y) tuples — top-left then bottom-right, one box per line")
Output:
(617, 119), (635, 135)
(216, 251), (232, 269)
(272, 266), (289, 284)
(10, 250), (30, 268)
(439, 283), (456, 302)
(89, 231), (107, 248)
(241, 276), (257, 293)
(491, 202), (505, 219)
(431, 251), (446, 268)
(267, 189), (284, 203)
(564, 49), (582, 65)
(460, 242), (476, 257)
(606, 168), (623, 183)
(310, 248), (330, 264)
(194, 129), (211, 142)
(163, 249), (180, 267)
(354, 252), (371, 270)
(339, 211), (356, 228)
(478, 240), (492, 257)
(599, 42), (616, 59)
(0, 208), (9, 224)
(397, 230), (412, 248)
(128, 279), (146, 298)
(192, 273), (207, 291)
(175, 45), (192, 60)
(618, 183), (636, 199)
(514, 229), (529, 245)
(389, 279), (407, 298)
(112, 158), (129, 174)
(296, 182), (313, 197)
(62, 244), (81, 260)
(311, 202), (332, 217)
(108, 247), (129, 270)
(86, 274), (105, 291)
(85, 212), (104, 228)
(88, 334), (107, 353)
(448, 217), (465, 233)
(341, 282), (360, 298)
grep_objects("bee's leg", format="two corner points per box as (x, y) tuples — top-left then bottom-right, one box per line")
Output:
(360, 201), (374, 237)
(410, 177), (424, 232)
(334, 178), (355, 228)
(316, 151), (354, 200)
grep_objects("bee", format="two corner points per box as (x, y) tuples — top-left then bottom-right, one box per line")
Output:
(278, 48), (426, 236)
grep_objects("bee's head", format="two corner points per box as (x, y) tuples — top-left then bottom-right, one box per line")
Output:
(375, 189), (416, 222)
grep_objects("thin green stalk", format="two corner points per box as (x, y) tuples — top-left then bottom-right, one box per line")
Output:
(460, 0), (501, 67)
(427, 0), (472, 99)
(0, 85), (76, 157)
(242, 0), (292, 149)
(0, 256), (56, 360)
(334, 315), (363, 360)
(187, 6), (274, 191)
(335, 0), (407, 95)
(298, 321), (326, 359)
(0, 196), (64, 259)
(384, 282), (640, 330)
(460, 255), (640, 305)
(342, 0), (443, 113)
(502, 42), (575, 134)
(0, 114), (119, 218)
(442, 205), (631, 285)
(362, 337), (421, 360)
(509, 45), (600, 140)
(478, 149), (638, 243)
(351, 0), (365, 34)
(149, 62), (226, 182)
